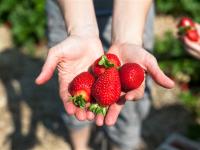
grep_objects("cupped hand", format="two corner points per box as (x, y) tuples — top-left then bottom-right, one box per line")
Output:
(182, 23), (200, 60)
(92, 43), (175, 126)
(35, 35), (104, 121)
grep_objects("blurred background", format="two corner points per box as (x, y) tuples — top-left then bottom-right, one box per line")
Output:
(0, 0), (200, 150)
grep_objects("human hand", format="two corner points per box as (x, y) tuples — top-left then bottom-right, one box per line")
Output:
(35, 34), (104, 121)
(92, 43), (175, 126)
(182, 23), (200, 60)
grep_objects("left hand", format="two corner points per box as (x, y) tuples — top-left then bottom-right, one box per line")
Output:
(92, 43), (175, 126)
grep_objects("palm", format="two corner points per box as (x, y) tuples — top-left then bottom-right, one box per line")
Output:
(58, 37), (103, 102)
(93, 43), (174, 126)
(36, 36), (104, 120)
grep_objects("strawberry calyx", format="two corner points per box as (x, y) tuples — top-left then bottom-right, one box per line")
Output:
(178, 26), (196, 35)
(70, 95), (86, 108)
(98, 55), (114, 68)
(89, 103), (108, 116)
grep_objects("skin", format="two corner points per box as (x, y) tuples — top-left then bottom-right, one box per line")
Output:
(93, 0), (174, 126)
(36, 0), (175, 127)
(183, 23), (200, 60)
(35, 0), (104, 120)
(95, 44), (175, 126)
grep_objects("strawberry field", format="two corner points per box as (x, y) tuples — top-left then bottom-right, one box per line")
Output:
(155, 1), (200, 139)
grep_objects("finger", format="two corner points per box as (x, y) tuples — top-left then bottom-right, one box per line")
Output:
(183, 37), (200, 53)
(195, 23), (200, 35)
(59, 75), (78, 116)
(35, 47), (60, 85)
(105, 98), (126, 126)
(95, 114), (104, 126)
(145, 55), (175, 89)
(125, 82), (145, 101)
(75, 108), (87, 121)
(183, 37), (200, 59)
(85, 103), (95, 120)
(86, 111), (95, 121)
(64, 101), (77, 115)
(186, 48), (200, 59)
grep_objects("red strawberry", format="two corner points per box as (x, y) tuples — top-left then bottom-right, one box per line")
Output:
(178, 17), (195, 28)
(92, 68), (121, 107)
(69, 72), (95, 108)
(119, 63), (145, 92)
(186, 30), (199, 41)
(177, 17), (199, 41)
(92, 53), (121, 77)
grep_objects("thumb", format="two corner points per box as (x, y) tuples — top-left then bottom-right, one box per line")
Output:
(35, 47), (60, 85)
(146, 54), (175, 89)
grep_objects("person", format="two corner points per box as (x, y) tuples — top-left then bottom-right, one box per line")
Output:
(35, 0), (174, 150)
(182, 23), (200, 60)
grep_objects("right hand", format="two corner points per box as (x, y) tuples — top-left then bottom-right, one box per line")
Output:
(92, 43), (175, 126)
(182, 23), (200, 60)
(35, 34), (104, 121)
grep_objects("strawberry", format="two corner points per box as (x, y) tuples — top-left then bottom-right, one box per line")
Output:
(119, 63), (145, 92)
(186, 29), (199, 42)
(177, 17), (199, 41)
(69, 72), (95, 108)
(178, 17), (195, 28)
(92, 53), (121, 77)
(90, 68), (121, 115)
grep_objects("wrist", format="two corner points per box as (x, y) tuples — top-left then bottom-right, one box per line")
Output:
(112, 23), (143, 46)
(68, 24), (99, 38)
(112, 36), (143, 46)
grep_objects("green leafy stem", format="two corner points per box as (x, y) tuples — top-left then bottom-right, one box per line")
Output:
(98, 55), (114, 68)
(89, 103), (108, 116)
(70, 95), (86, 108)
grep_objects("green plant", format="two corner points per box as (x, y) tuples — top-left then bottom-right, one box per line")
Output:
(156, 0), (200, 22)
(179, 90), (200, 137)
(154, 31), (200, 82)
(180, 91), (199, 113)
(0, 0), (46, 51)
(155, 31), (200, 122)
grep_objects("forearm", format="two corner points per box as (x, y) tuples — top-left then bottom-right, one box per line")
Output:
(57, 0), (99, 36)
(112, 0), (152, 45)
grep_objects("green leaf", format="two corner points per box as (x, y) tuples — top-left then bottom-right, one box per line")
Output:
(72, 95), (86, 108)
(89, 104), (108, 116)
(98, 55), (114, 68)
